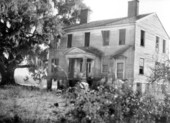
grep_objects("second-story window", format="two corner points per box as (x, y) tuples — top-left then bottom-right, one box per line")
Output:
(139, 58), (144, 75)
(67, 34), (72, 48)
(119, 29), (126, 45)
(85, 32), (90, 47)
(140, 30), (145, 47)
(163, 40), (166, 53)
(102, 30), (110, 46)
(155, 36), (159, 52)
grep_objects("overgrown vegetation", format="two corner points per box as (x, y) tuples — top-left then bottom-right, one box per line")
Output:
(1, 80), (170, 123)
(0, 85), (69, 123)
(62, 83), (170, 123)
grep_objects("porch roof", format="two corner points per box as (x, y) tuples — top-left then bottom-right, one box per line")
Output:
(110, 45), (133, 59)
(79, 47), (104, 57)
(64, 47), (104, 58)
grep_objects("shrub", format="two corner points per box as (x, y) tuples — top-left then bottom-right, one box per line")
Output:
(62, 82), (170, 123)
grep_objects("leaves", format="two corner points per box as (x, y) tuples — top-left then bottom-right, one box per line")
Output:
(0, 0), (86, 84)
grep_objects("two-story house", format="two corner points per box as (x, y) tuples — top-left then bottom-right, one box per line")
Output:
(48, 0), (169, 93)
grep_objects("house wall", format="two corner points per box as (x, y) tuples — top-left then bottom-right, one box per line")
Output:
(57, 24), (135, 80)
(134, 14), (170, 93)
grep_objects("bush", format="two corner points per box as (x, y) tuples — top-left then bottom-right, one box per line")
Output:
(62, 82), (170, 123)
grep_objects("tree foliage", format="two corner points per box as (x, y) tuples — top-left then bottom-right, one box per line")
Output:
(0, 0), (86, 84)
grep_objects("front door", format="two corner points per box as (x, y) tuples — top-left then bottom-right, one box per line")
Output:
(86, 59), (92, 77)
(68, 58), (75, 78)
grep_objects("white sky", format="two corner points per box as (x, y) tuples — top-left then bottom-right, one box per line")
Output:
(83, 0), (170, 36)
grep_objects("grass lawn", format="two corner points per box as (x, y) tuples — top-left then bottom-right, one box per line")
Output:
(0, 85), (70, 123)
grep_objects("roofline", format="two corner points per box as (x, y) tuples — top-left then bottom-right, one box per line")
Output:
(136, 12), (155, 22)
(155, 14), (170, 40)
(137, 13), (170, 40)
(64, 23), (135, 33)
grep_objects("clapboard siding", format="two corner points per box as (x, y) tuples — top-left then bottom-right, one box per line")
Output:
(133, 14), (169, 92)
(54, 24), (135, 79)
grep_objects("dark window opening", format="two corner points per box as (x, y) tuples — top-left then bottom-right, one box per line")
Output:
(140, 30), (145, 47)
(67, 34), (72, 48)
(86, 59), (92, 73)
(155, 36), (159, 52)
(119, 29), (126, 45)
(136, 83), (142, 95)
(163, 40), (166, 53)
(102, 30), (110, 46)
(139, 58), (144, 75)
(85, 32), (90, 47)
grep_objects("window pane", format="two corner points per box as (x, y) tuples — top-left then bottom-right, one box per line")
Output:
(139, 58), (144, 74)
(117, 63), (124, 79)
(67, 34), (72, 48)
(103, 65), (108, 73)
(119, 29), (126, 45)
(85, 32), (90, 47)
(140, 30), (145, 46)
(163, 40), (166, 53)
(102, 30), (110, 46)
(139, 58), (144, 66)
(156, 36), (159, 52)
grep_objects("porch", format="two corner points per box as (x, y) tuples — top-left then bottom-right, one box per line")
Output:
(64, 47), (103, 80)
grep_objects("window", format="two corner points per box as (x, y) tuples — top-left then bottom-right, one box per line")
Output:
(155, 36), (159, 52)
(86, 59), (92, 73)
(163, 40), (166, 53)
(67, 34), (72, 48)
(119, 29), (126, 45)
(102, 65), (108, 73)
(102, 30), (110, 46)
(85, 32), (90, 47)
(51, 58), (59, 73)
(117, 63), (124, 79)
(80, 59), (83, 72)
(136, 83), (142, 95)
(139, 58), (144, 75)
(140, 30), (145, 47)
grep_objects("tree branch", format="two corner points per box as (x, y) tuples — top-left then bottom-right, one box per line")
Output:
(16, 64), (35, 68)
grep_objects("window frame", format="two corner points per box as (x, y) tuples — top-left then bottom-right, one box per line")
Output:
(139, 58), (144, 75)
(155, 36), (159, 52)
(119, 29), (126, 45)
(84, 32), (90, 47)
(102, 30), (110, 46)
(117, 62), (124, 79)
(140, 30), (145, 47)
(163, 39), (166, 53)
(67, 34), (72, 48)
(102, 64), (109, 73)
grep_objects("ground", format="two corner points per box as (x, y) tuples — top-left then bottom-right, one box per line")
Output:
(0, 85), (70, 123)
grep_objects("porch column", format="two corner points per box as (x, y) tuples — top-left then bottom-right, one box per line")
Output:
(82, 56), (87, 78)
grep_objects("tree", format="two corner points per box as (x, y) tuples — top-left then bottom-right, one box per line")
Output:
(148, 59), (170, 95)
(0, 0), (86, 85)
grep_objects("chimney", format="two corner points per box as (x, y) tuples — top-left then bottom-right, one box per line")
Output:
(80, 9), (90, 24)
(128, 0), (139, 17)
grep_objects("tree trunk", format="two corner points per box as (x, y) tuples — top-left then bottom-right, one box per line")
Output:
(0, 66), (16, 85)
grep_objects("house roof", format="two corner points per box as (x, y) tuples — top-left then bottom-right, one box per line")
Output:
(65, 13), (152, 31)
(110, 45), (133, 59)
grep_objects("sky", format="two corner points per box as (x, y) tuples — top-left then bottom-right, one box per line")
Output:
(83, 0), (170, 36)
